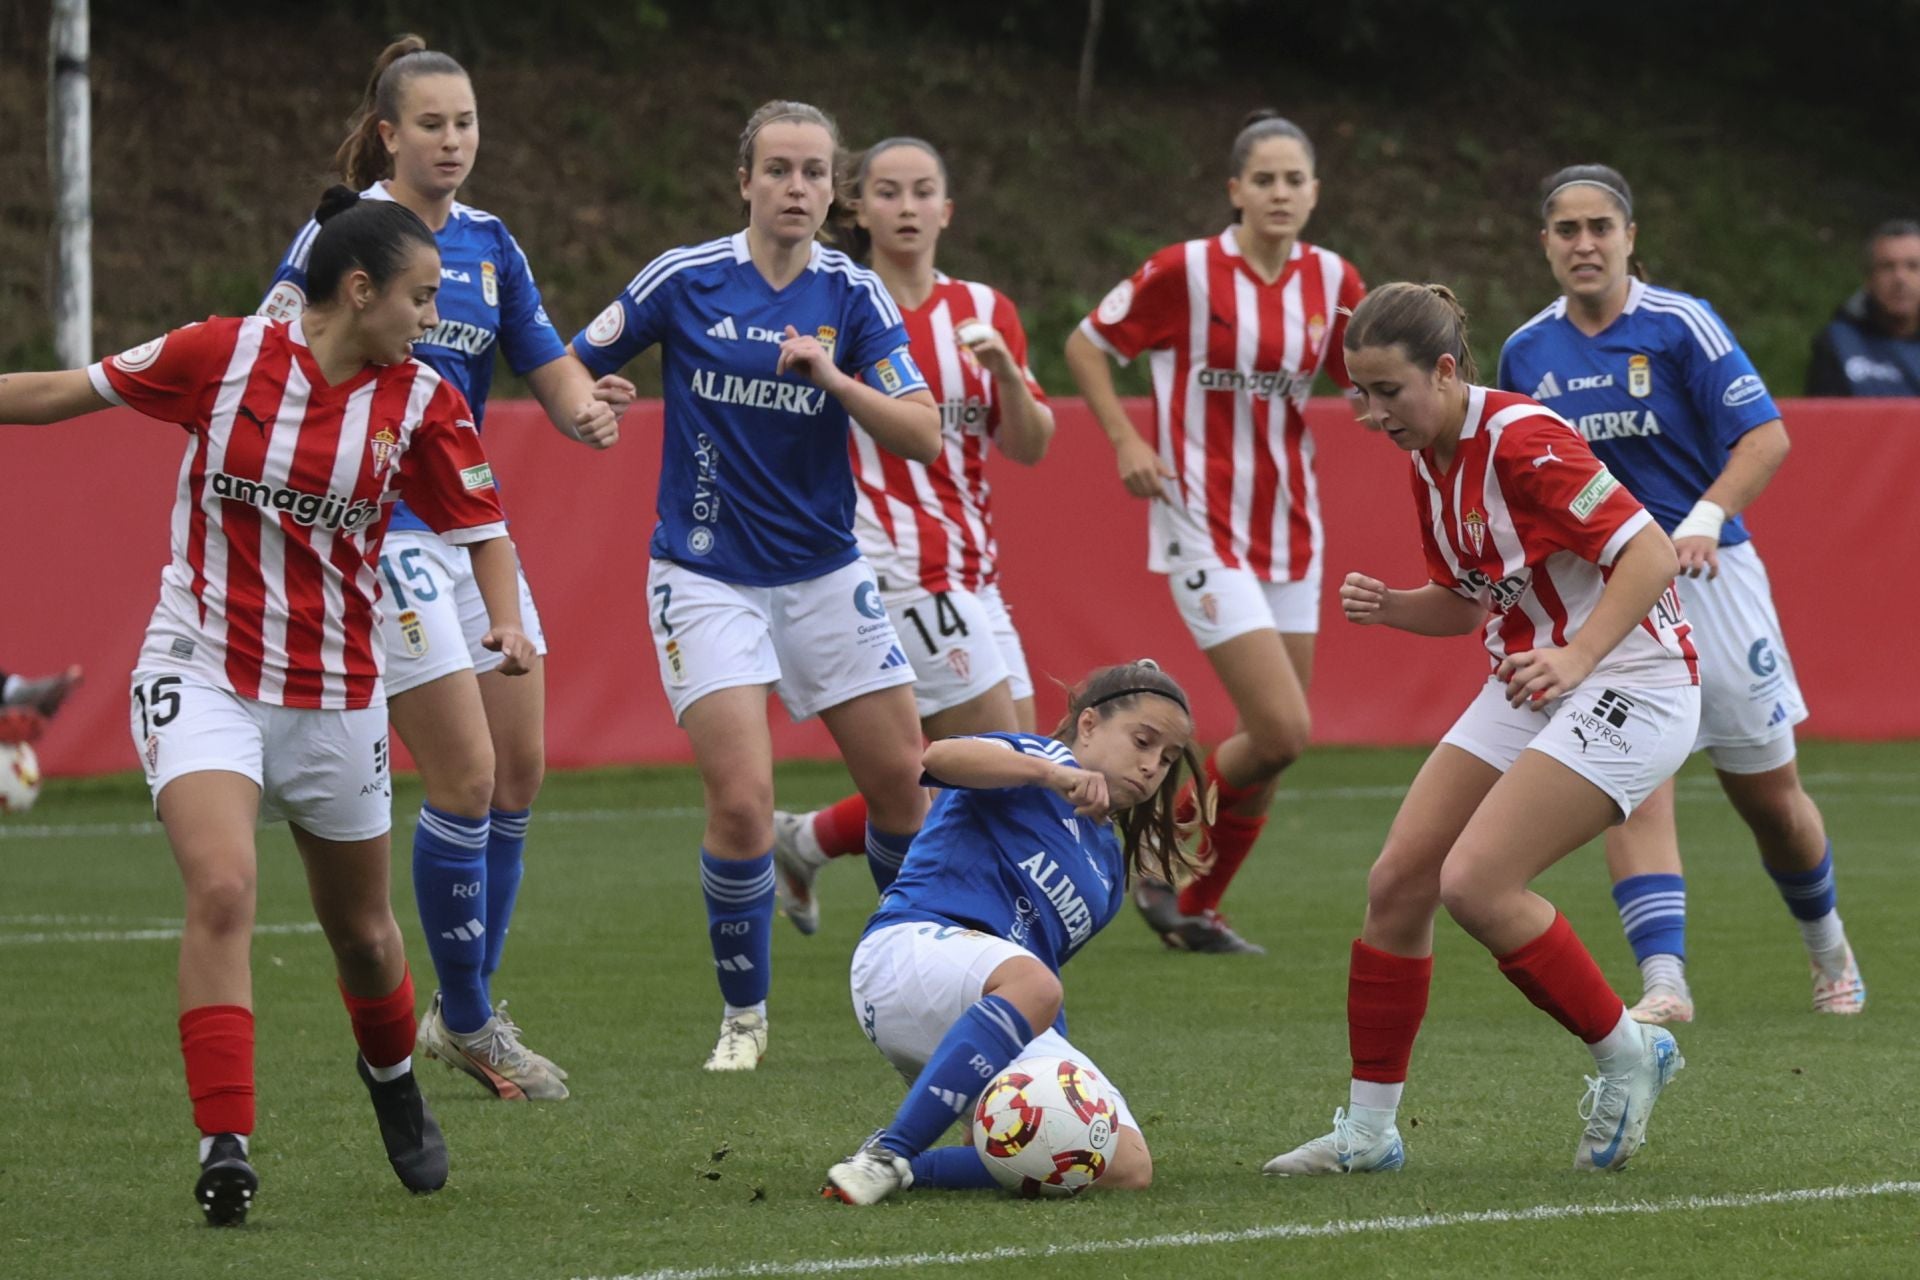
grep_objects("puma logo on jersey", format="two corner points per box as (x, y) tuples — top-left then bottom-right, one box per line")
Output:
(236, 405), (271, 434)
(1532, 445), (1562, 467)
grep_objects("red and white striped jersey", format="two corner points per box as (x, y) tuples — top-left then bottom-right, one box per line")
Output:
(1079, 226), (1366, 581)
(87, 316), (507, 710)
(852, 275), (1047, 594)
(1412, 386), (1698, 688)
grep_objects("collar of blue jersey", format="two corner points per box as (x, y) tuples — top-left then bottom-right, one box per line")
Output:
(729, 229), (821, 270)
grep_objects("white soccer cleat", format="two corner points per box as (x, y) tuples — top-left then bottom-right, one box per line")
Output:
(416, 991), (570, 1101)
(1262, 1107), (1405, 1176)
(1811, 947), (1866, 1015)
(1574, 1023), (1683, 1171)
(703, 1011), (768, 1072)
(491, 1000), (569, 1081)
(823, 1132), (913, 1205)
(1628, 984), (1695, 1025)
(771, 810), (822, 936)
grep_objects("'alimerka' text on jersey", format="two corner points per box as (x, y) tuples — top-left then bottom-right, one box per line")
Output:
(1079, 226), (1365, 581)
(88, 316), (506, 710)
(1412, 386), (1697, 688)
(865, 733), (1127, 975)
(262, 184), (566, 533)
(1497, 278), (1780, 547)
(570, 232), (928, 587)
(854, 274), (1048, 594)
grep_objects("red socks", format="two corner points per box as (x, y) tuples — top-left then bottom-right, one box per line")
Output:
(811, 793), (870, 859)
(1496, 912), (1627, 1043)
(1347, 941), (1433, 1084)
(179, 1004), (255, 1137)
(339, 968), (417, 1070)
(1176, 756), (1269, 916)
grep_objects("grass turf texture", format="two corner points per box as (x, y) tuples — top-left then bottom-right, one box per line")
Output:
(2, 743), (1914, 1279)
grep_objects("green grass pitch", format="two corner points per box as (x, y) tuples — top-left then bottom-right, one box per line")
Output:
(2, 742), (1914, 1279)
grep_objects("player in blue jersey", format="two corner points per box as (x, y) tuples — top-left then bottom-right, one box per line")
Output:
(1499, 165), (1865, 1022)
(822, 661), (1201, 1205)
(569, 100), (942, 1071)
(262, 36), (633, 1101)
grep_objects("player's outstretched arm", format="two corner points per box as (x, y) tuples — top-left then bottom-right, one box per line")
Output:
(0, 370), (111, 425)
(468, 537), (535, 676)
(524, 353), (631, 450)
(1064, 329), (1172, 501)
(1341, 573), (1484, 636)
(921, 737), (1108, 816)
(1496, 523), (1678, 707)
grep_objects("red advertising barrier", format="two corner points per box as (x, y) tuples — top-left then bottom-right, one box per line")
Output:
(9, 398), (1918, 776)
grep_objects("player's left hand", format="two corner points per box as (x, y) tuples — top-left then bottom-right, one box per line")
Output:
(957, 323), (1018, 380)
(1497, 645), (1593, 710)
(592, 374), (637, 410)
(777, 325), (849, 393)
(481, 626), (536, 676)
(571, 399), (620, 449)
(1674, 535), (1720, 580)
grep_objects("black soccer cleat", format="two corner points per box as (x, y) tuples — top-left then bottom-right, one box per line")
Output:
(195, 1132), (258, 1227)
(356, 1055), (449, 1193)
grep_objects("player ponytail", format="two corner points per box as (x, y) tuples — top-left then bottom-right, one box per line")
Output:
(1540, 164), (1648, 282)
(333, 35), (470, 190)
(305, 184), (438, 304)
(832, 136), (950, 261)
(1052, 661), (1206, 886)
(1343, 281), (1479, 384)
(1229, 108), (1315, 176)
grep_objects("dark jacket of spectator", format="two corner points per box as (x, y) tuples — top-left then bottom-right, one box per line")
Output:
(1807, 290), (1920, 396)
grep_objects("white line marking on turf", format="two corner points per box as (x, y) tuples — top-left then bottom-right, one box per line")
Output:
(0, 921), (324, 946)
(584, 1180), (1920, 1280)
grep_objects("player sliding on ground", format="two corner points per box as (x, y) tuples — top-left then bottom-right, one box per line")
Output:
(1264, 283), (1698, 1178)
(824, 661), (1200, 1205)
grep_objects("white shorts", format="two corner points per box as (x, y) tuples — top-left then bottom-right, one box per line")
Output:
(1440, 677), (1701, 821)
(1168, 565), (1322, 649)
(976, 584), (1035, 703)
(377, 529), (549, 697)
(884, 583), (1029, 718)
(849, 921), (1138, 1132)
(128, 670), (392, 841)
(1678, 541), (1806, 774)
(647, 557), (916, 723)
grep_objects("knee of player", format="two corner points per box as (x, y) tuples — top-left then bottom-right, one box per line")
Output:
(1727, 778), (1817, 840)
(324, 911), (403, 971)
(705, 787), (776, 852)
(186, 871), (258, 936)
(490, 744), (546, 811)
(1102, 1129), (1153, 1190)
(1247, 713), (1312, 775)
(425, 762), (497, 819)
(1435, 856), (1497, 929)
(1366, 845), (1441, 917)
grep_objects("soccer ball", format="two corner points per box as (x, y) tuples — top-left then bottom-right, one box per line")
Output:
(0, 741), (43, 815)
(971, 1054), (1120, 1198)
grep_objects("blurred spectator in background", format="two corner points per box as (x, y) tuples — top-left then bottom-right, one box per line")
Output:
(0, 663), (83, 742)
(1807, 219), (1920, 395)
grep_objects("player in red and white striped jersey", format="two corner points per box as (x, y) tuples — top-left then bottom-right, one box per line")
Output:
(1065, 111), (1366, 953)
(771, 137), (1056, 933)
(1265, 284), (1699, 1179)
(1, 188), (534, 1225)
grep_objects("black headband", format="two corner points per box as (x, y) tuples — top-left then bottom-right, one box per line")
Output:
(1087, 685), (1189, 714)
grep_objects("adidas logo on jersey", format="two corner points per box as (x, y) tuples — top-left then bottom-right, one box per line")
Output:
(926, 1085), (971, 1114)
(879, 645), (911, 671)
(440, 918), (486, 943)
(705, 315), (740, 341)
(1532, 371), (1564, 400)
(715, 954), (757, 972)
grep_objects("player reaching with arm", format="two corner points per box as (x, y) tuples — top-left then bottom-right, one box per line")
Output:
(1263, 284), (1698, 1177)
(569, 100), (941, 1072)
(1499, 165), (1863, 1022)
(823, 661), (1200, 1205)
(771, 135), (1056, 934)
(262, 36), (633, 1100)
(0, 188), (534, 1224)
(1064, 111), (1366, 954)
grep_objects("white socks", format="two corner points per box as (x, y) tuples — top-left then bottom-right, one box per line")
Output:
(1639, 953), (1687, 993)
(365, 1054), (413, 1083)
(1589, 1010), (1646, 1075)
(724, 1001), (767, 1021)
(199, 1133), (251, 1161)
(1798, 910), (1849, 974)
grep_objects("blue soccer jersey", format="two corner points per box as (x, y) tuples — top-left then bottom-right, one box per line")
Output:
(569, 231), (927, 586)
(864, 734), (1128, 975)
(1497, 278), (1780, 547)
(262, 184), (568, 531)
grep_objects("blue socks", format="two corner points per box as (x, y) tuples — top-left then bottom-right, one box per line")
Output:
(700, 850), (776, 1010)
(412, 804), (492, 1033)
(483, 807), (530, 979)
(866, 824), (914, 893)
(909, 1145), (1001, 1190)
(1612, 873), (1687, 963)
(879, 994), (1032, 1159)
(1769, 841), (1838, 921)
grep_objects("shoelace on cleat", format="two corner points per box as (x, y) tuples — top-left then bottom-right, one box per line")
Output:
(1329, 1107), (1363, 1161)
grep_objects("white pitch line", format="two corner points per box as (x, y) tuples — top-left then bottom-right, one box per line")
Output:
(585, 1180), (1920, 1280)
(0, 921), (323, 946)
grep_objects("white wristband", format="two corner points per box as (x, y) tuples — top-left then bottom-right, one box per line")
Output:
(1671, 499), (1727, 543)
